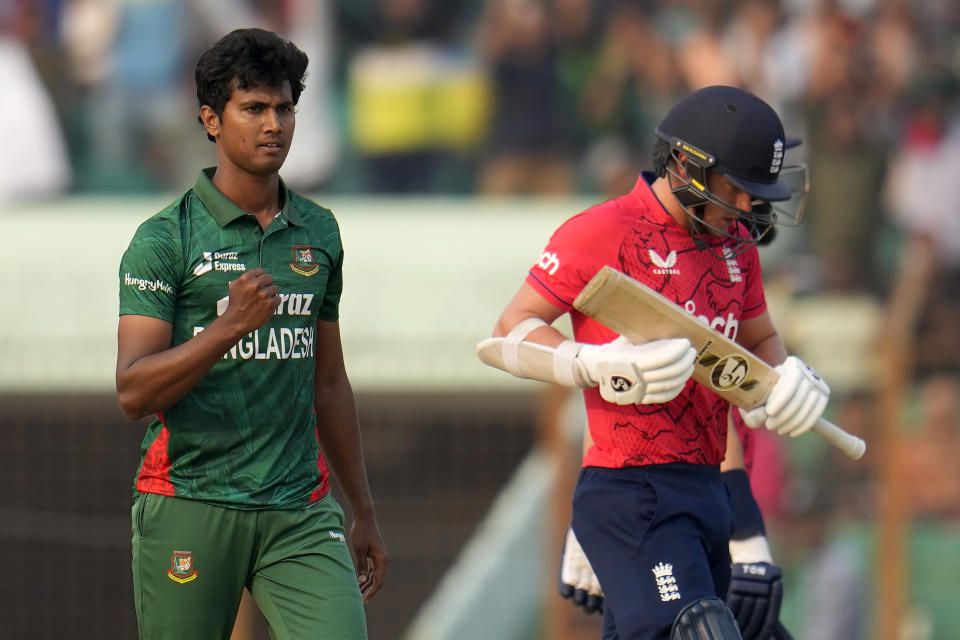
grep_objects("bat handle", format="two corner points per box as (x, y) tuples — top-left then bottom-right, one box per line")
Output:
(811, 417), (866, 460)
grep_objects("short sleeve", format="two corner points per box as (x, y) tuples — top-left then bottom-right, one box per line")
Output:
(741, 246), (767, 319)
(118, 219), (182, 322)
(525, 208), (622, 311)
(317, 247), (343, 322)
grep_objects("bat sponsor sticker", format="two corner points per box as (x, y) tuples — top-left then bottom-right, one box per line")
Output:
(708, 355), (750, 391)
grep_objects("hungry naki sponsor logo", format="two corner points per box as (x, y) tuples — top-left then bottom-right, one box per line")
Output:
(124, 273), (173, 294)
(193, 250), (246, 277)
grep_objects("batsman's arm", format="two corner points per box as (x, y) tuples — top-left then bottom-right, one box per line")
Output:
(493, 282), (568, 344)
(313, 319), (388, 603)
(483, 283), (696, 405)
(734, 310), (788, 370)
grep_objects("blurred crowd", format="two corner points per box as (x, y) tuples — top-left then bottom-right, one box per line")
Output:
(4, 0), (960, 635)
(6, 0), (960, 486)
(2, 0), (958, 283)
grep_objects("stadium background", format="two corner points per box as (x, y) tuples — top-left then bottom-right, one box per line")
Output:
(2, 0), (960, 638)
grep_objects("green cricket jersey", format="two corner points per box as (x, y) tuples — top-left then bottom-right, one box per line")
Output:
(119, 168), (342, 509)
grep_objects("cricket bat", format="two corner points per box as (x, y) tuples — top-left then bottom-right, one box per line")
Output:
(573, 266), (866, 460)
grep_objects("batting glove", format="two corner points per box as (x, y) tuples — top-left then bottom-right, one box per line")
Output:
(726, 560), (785, 640)
(576, 337), (696, 405)
(558, 527), (604, 615)
(739, 355), (829, 436)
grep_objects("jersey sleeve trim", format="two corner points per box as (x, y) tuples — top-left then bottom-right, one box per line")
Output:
(525, 271), (574, 311)
(742, 299), (768, 319)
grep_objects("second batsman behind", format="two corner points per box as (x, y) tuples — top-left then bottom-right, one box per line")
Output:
(479, 85), (827, 639)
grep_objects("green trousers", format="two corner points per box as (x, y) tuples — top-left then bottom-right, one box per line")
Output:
(132, 492), (366, 640)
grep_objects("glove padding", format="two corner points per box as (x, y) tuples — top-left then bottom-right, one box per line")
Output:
(726, 562), (784, 640)
(739, 355), (829, 437)
(576, 337), (695, 405)
(558, 527), (604, 615)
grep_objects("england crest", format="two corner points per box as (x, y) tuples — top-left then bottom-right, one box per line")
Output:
(290, 245), (320, 276)
(167, 550), (199, 584)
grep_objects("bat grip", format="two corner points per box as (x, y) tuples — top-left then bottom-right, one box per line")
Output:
(811, 417), (866, 460)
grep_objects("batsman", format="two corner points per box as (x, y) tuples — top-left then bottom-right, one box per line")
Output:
(478, 86), (825, 640)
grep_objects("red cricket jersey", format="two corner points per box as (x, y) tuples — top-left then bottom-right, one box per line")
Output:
(526, 173), (767, 468)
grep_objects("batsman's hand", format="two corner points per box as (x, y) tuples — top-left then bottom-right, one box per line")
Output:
(576, 337), (695, 405)
(558, 527), (604, 615)
(221, 268), (280, 334)
(726, 561), (784, 640)
(739, 355), (829, 437)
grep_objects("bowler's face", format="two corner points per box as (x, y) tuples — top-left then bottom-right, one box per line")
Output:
(210, 80), (295, 176)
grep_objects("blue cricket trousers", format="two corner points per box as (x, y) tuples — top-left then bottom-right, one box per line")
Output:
(572, 463), (734, 640)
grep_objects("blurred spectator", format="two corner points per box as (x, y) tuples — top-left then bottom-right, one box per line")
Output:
(0, 0), (71, 203)
(673, 1), (739, 90)
(2, 0), (954, 207)
(779, 432), (870, 640)
(723, 0), (783, 99)
(900, 376), (960, 519)
(75, 0), (193, 191)
(337, 0), (484, 193)
(786, 1), (895, 292)
(575, 3), (679, 195)
(272, 0), (341, 192)
(475, 0), (573, 194)
(884, 68), (960, 378)
(747, 428), (789, 521)
(796, 519), (867, 640)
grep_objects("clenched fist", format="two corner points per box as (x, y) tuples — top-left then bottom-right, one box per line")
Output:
(221, 268), (280, 335)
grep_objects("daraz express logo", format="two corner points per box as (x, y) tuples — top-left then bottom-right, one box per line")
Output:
(216, 293), (314, 317)
(193, 250), (246, 277)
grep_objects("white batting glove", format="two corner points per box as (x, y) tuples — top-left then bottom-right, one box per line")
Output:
(559, 527), (604, 614)
(739, 355), (829, 437)
(576, 337), (696, 405)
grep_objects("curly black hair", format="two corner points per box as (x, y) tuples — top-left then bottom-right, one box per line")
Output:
(195, 28), (309, 141)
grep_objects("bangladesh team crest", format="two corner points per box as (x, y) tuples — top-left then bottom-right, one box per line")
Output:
(290, 245), (320, 277)
(167, 550), (199, 584)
